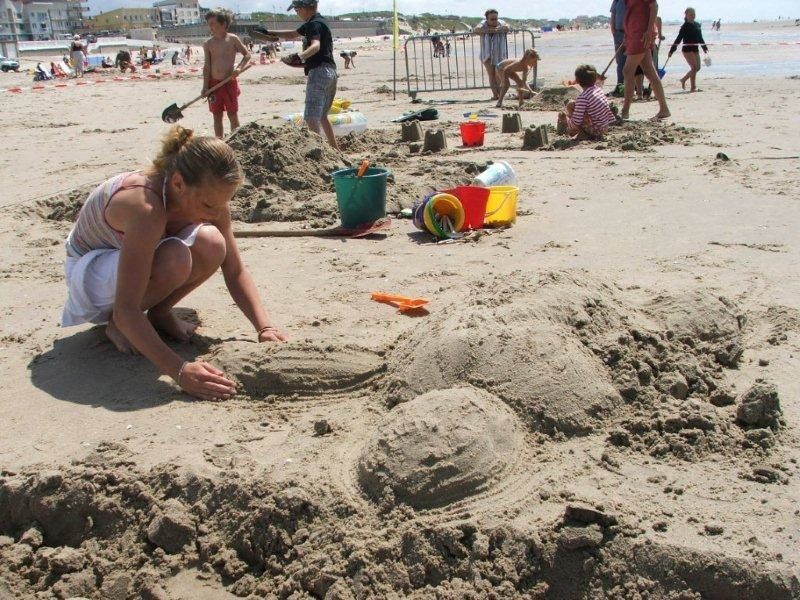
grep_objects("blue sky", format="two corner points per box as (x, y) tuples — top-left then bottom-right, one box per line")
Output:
(88, 0), (800, 22)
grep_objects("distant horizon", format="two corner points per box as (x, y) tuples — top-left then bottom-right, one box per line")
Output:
(85, 0), (800, 22)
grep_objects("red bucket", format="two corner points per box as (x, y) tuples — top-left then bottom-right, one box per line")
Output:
(460, 121), (486, 147)
(443, 186), (490, 230)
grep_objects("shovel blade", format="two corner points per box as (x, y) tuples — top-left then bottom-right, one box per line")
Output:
(657, 68), (666, 79)
(162, 103), (184, 123)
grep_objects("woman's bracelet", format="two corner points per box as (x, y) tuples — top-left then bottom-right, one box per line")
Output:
(257, 325), (277, 337)
(176, 361), (188, 386)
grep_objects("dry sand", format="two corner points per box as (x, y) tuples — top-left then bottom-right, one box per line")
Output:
(1, 21), (799, 600)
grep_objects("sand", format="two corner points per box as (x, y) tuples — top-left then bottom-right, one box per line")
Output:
(1, 21), (800, 599)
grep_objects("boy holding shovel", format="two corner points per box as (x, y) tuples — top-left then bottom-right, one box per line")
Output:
(252, 0), (339, 149)
(203, 8), (251, 138)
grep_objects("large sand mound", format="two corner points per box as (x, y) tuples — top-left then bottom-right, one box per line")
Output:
(357, 387), (523, 509)
(386, 271), (626, 436)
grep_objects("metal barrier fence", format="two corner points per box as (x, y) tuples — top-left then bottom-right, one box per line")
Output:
(403, 30), (537, 100)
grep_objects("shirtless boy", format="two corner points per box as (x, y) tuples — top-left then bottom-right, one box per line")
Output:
(495, 48), (539, 109)
(203, 8), (251, 138)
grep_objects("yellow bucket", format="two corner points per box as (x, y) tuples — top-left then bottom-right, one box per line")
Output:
(484, 186), (518, 227)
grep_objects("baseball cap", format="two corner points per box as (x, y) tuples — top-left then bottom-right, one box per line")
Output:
(287, 0), (317, 10)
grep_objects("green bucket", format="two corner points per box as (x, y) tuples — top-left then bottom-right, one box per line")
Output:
(331, 166), (389, 228)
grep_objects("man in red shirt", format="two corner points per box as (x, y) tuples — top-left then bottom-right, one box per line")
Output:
(621, 0), (670, 120)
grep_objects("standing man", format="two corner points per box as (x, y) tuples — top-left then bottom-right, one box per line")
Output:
(609, 0), (626, 96)
(473, 9), (509, 101)
(621, 0), (670, 120)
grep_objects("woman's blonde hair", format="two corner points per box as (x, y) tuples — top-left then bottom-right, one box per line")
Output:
(148, 125), (242, 187)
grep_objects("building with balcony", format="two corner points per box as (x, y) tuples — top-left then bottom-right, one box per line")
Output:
(1, 0), (86, 41)
(153, 0), (200, 28)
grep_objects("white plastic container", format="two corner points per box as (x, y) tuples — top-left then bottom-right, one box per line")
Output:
(472, 160), (517, 187)
(282, 111), (367, 137)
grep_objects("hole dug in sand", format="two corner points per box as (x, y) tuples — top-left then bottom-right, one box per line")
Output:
(357, 387), (523, 509)
(206, 340), (385, 399)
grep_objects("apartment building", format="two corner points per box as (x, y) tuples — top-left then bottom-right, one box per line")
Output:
(0, 0), (86, 41)
(153, 0), (200, 28)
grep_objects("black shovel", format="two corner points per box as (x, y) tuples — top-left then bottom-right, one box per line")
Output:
(161, 64), (252, 123)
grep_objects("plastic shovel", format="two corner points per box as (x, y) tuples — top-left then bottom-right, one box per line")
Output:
(371, 292), (429, 312)
(657, 54), (672, 79)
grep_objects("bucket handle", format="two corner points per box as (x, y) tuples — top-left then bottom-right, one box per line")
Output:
(484, 190), (514, 218)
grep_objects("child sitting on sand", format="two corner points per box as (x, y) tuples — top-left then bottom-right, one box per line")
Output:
(202, 8), (251, 138)
(557, 64), (618, 140)
(495, 48), (540, 109)
(61, 125), (287, 401)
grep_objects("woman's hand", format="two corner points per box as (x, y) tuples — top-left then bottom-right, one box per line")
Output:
(178, 361), (237, 401)
(257, 326), (289, 343)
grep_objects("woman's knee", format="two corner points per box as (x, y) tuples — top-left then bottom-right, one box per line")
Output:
(192, 225), (227, 270)
(153, 240), (192, 287)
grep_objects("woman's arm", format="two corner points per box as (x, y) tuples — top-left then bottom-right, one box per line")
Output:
(111, 198), (185, 377)
(217, 207), (288, 342)
(669, 22), (687, 55)
(698, 24), (708, 53)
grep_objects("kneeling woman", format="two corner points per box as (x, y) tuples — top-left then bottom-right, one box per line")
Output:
(62, 126), (287, 400)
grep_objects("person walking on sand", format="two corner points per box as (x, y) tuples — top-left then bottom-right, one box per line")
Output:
(473, 9), (509, 101)
(61, 126), (288, 401)
(620, 0), (670, 120)
(609, 0), (627, 96)
(203, 8), (251, 138)
(70, 35), (87, 77)
(668, 7), (709, 92)
(251, 0), (339, 149)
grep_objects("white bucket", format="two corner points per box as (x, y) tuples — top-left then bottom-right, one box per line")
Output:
(472, 160), (517, 187)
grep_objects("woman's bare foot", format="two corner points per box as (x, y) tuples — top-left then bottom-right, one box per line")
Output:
(654, 110), (671, 119)
(148, 309), (198, 342)
(680, 78), (686, 90)
(106, 318), (137, 354)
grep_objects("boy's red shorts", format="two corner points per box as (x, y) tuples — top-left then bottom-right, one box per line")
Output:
(208, 77), (240, 114)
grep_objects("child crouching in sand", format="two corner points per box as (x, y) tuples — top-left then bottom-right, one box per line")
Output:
(495, 48), (540, 108)
(61, 126), (287, 401)
(557, 64), (618, 140)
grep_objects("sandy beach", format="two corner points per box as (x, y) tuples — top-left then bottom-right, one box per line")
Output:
(0, 20), (799, 599)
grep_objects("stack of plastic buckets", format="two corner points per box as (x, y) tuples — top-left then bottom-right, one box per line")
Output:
(413, 186), (490, 238)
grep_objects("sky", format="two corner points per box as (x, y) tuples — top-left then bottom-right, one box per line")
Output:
(87, 0), (800, 22)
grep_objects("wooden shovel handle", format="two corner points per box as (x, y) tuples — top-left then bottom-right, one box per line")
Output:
(180, 63), (253, 111)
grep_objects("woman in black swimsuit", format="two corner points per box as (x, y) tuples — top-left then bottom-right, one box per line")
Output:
(668, 7), (709, 92)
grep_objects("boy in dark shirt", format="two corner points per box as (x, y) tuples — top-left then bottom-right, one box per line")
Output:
(252, 0), (338, 148)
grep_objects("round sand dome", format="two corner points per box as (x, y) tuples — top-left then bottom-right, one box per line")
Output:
(358, 387), (523, 509)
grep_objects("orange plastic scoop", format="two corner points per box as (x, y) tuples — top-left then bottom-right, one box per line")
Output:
(371, 292), (429, 312)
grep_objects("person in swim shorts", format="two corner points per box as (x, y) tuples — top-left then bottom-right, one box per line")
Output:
(202, 8), (251, 138)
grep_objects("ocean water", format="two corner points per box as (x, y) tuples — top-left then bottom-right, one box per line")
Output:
(536, 24), (800, 78)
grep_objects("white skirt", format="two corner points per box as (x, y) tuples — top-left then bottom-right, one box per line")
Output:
(61, 224), (205, 327)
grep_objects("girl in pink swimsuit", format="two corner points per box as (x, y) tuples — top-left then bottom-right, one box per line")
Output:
(62, 125), (287, 400)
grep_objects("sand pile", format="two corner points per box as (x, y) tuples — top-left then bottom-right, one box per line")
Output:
(2, 445), (797, 599)
(207, 339), (385, 399)
(522, 86), (579, 111)
(357, 387), (523, 509)
(227, 122), (350, 223)
(386, 271), (784, 461)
